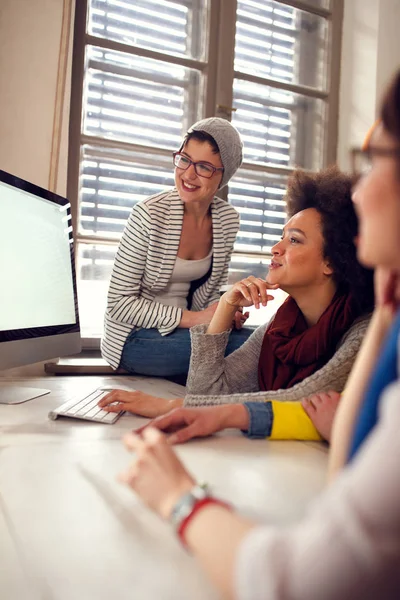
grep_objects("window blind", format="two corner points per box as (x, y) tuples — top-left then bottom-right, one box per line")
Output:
(75, 0), (334, 332)
(79, 0), (309, 268)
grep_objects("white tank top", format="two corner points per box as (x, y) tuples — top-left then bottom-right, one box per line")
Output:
(155, 250), (213, 310)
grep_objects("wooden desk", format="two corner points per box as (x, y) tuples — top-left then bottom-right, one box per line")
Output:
(0, 375), (328, 600)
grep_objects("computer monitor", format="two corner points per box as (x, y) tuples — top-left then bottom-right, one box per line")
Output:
(0, 169), (81, 403)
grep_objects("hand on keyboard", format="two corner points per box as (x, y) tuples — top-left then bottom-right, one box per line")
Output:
(48, 389), (125, 424)
(98, 389), (183, 419)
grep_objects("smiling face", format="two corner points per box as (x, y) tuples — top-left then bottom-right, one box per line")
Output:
(352, 124), (400, 270)
(174, 138), (223, 206)
(266, 208), (334, 293)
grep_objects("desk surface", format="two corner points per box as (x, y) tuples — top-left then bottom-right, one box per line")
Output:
(0, 375), (328, 600)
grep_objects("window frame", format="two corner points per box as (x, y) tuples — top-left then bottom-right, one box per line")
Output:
(67, 0), (344, 340)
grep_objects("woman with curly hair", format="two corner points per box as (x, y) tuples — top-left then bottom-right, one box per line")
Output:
(100, 166), (374, 444)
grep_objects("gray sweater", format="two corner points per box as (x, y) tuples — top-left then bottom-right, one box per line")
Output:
(184, 316), (370, 406)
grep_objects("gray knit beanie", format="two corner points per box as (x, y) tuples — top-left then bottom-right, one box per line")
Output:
(184, 117), (243, 189)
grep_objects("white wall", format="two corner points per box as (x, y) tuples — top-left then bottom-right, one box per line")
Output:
(375, 0), (400, 103)
(0, 0), (70, 194)
(337, 0), (400, 170)
(0, 0), (72, 377)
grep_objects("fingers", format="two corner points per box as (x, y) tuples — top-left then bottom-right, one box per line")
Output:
(136, 409), (202, 445)
(326, 390), (341, 402)
(233, 310), (243, 330)
(301, 396), (317, 416)
(302, 392), (327, 412)
(98, 390), (116, 407)
(102, 402), (125, 413)
(311, 391), (339, 406)
(120, 428), (167, 485)
(302, 391), (342, 415)
(245, 277), (264, 308)
(238, 311), (250, 327)
(123, 431), (147, 453)
(224, 274), (279, 310)
(235, 280), (254, 304)
(239, 277), (276, 309)
(118, 462), (138, 486)
(143, 426), (165, 444)
(248, 279), (264, 309)
(98, 390), (127, 412)
(123, 427), (166, 452)
(135, 423), (147, 435)
(141, 409), (189, 434)
(98, 389), (129, 408)
(301, 391), (342, 442)
(238, 312), (250, 327)
(167, 423), (199, 445)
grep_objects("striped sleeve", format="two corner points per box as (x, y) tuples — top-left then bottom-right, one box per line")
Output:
(105, 201), (182, 332)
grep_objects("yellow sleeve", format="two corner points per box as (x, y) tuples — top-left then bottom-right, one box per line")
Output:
(269, 400), (323, 441)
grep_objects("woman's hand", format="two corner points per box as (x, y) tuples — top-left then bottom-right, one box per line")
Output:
(179, 302), (219, 328)
(232, 309), (250, 330)
(207, 276), (277, 335)
(222, 276), (278, 310)
(301, 390), (342, 442)
(119, 428), (196, 519)
(98, 389), (183, 418)
(136, 404), (249, 444)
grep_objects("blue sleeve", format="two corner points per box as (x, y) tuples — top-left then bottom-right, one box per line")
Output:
(348, 310), (400, 461)
(242, 401), (273, 439)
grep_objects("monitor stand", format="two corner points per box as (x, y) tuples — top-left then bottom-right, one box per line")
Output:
(0, 385), (50, 404)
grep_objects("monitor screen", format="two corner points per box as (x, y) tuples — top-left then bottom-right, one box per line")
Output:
(0, 169), (81, 373)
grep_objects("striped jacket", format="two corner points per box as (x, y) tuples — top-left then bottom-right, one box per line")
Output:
(101, 188), (240, 369)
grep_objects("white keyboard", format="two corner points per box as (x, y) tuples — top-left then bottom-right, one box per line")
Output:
(48, 388), (124, 424)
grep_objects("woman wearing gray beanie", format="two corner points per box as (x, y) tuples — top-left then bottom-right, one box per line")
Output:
(101, 117), (251, 382)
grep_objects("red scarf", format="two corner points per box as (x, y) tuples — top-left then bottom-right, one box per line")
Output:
(258, 292), (361, 391)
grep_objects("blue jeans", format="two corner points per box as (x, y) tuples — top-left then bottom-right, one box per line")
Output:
(120, 326), (253, 377)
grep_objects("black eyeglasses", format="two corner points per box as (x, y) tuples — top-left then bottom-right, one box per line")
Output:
(351, 146), (400, 179)
(172, 152), (224, 179)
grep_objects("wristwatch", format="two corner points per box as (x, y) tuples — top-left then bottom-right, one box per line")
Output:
(169, 483), (210, 530)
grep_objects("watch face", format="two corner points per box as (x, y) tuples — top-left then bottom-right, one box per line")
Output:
(169, 485), (210, 527)
(193, 483), (209, 499)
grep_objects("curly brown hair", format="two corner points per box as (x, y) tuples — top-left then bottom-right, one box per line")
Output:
(285, 166), (374, 313)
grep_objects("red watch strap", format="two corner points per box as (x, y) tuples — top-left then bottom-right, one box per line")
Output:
(178, 497), (232, 548)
